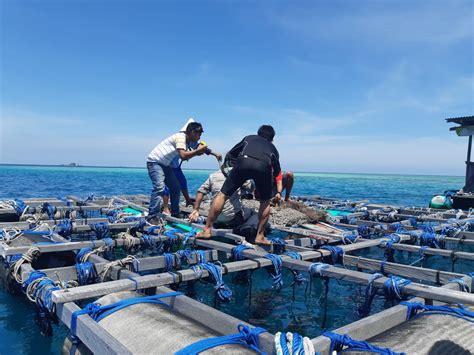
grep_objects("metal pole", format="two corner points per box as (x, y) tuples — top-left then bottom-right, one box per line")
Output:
(466, 135), (472, 188)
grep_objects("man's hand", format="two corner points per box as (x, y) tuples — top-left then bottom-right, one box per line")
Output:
(189, 209), (200, 222)
(214, 153), (222, 162)
(196, 144), (208, 156)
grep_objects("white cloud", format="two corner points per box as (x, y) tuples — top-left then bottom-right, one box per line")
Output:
(270, 2), (473, 45)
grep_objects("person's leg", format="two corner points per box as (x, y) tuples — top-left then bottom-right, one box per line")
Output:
(197, 163), (247, 238)
(284, 171), (294, 202)
(147, 162), (166, 217)
(197, 192), (229, 238)
(255, 199), (271, 244)
(164, 167), (181, 216)
(252, 162), (273, 244)
(173, 166), (193, 206)
(162, 186), (171, 215)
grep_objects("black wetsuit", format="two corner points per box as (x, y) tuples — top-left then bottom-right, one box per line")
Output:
(221, 135), (281, 200)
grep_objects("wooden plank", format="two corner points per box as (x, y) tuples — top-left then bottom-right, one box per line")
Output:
(343, 255), (466, 284)
(38, 250), (218, 281)
(19, 262), (131, 354)
(0, 234), (173, 257)
(87, 248), (277, 353)
(390, 243), (474, 261)
(52, 257), (275, 303)
(310, 283), (462, 355)
(195, 240), (474, 305)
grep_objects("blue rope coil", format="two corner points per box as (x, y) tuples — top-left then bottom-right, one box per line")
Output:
(192, 262), (233, 302)
(320, 245), (344, 265)
(342, 231), (359, 244)
(322, 331), (404, 355)
(181, 228), (198, 247)
(357, 224), (371, 238)
(383, 276), (411, 301)
(55, 219), (73, 239)
(419, 230), (445, 249)
(358, 273), (384, 317)
(383, 234), (401, 262)
(41, 202), (57, 220)
(263, 253), (283, 291)
(231, 244), (252, 261)
(284, 251), (306, 286)
(90, 222), (109, 240)
(13, 199), (28, 216)
(271, 238), (287, 255)
(175, 324), (267, 355)
(75, 261), (98, 285)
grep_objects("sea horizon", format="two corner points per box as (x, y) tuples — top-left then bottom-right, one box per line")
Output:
(0, 163), (464, 178)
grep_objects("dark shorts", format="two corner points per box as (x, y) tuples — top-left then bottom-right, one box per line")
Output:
(221, 156), (273, 200)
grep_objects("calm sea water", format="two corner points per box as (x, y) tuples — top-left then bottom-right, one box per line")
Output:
(0, 165), (465, 354)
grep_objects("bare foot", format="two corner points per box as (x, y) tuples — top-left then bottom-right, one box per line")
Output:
(255, 234), (271, 245)
(162, 208), (171, 215)
(196, 229), (212, 239)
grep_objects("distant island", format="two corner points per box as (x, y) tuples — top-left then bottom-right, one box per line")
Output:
(61, 163), (79, 167)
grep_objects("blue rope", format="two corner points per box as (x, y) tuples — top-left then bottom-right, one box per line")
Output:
(284, 251), (306, 286)
(192, 262), (233, 302)
(164, 229), (182, 251)
(409, 246), (428, 266)
(419, 230), (445, 249)
(308, 262), (330, 277)
(106, 209), (121, 223)
(90, 222), (109, 240)
(383, 276), (411, 301)
(76, 248), (92, 263)
(383, 234), (401, 262)
(129, 218), (148, 236)
(22, 271), (60, 336)
(320, 246), (344, 265)
(75, 261), (97, 285)
(341, 215), (357, 225)
(13, 199), (28, 216)
(401, 301), (474, 323)
(263, 253), (283, 291)
(357, 224), (371, 238)
(55, 219), (73, 239)
(358, 273), (384, 317)
(175, 324), (267, 355)
(182, 228), (198, 247)
(322, 331), (404, 354)
(41, 202), (57, 220)
(163, 253), (177, 272)
(342, 231), (359, 244)
(447, 277), (471, 293)
(409, 217), (418, 227)
(271, 238), (287, 255)
(70, 293), (183, 337)
(389, 222), (404, 232)
(277, 332), (307, 355)
(231, 244), (252, 261)
(141, 234), (156, 249)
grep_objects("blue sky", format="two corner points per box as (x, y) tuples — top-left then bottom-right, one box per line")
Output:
(1, 0), (473, 175)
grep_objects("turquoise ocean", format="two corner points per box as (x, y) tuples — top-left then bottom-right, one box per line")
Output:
(0, 165), (465, 354)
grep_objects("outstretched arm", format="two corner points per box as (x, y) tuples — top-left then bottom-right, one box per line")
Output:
(178, 145), (207, 160)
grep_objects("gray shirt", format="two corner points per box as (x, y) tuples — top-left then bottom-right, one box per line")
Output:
(198, 170), (250, 223)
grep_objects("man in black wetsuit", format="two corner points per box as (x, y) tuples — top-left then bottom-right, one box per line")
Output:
(197, 125), (281, 244)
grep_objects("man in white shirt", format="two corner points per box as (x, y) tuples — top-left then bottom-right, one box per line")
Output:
(147, 122), (208, 219)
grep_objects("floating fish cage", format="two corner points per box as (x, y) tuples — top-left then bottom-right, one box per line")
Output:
(0, 194), (473, 354)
